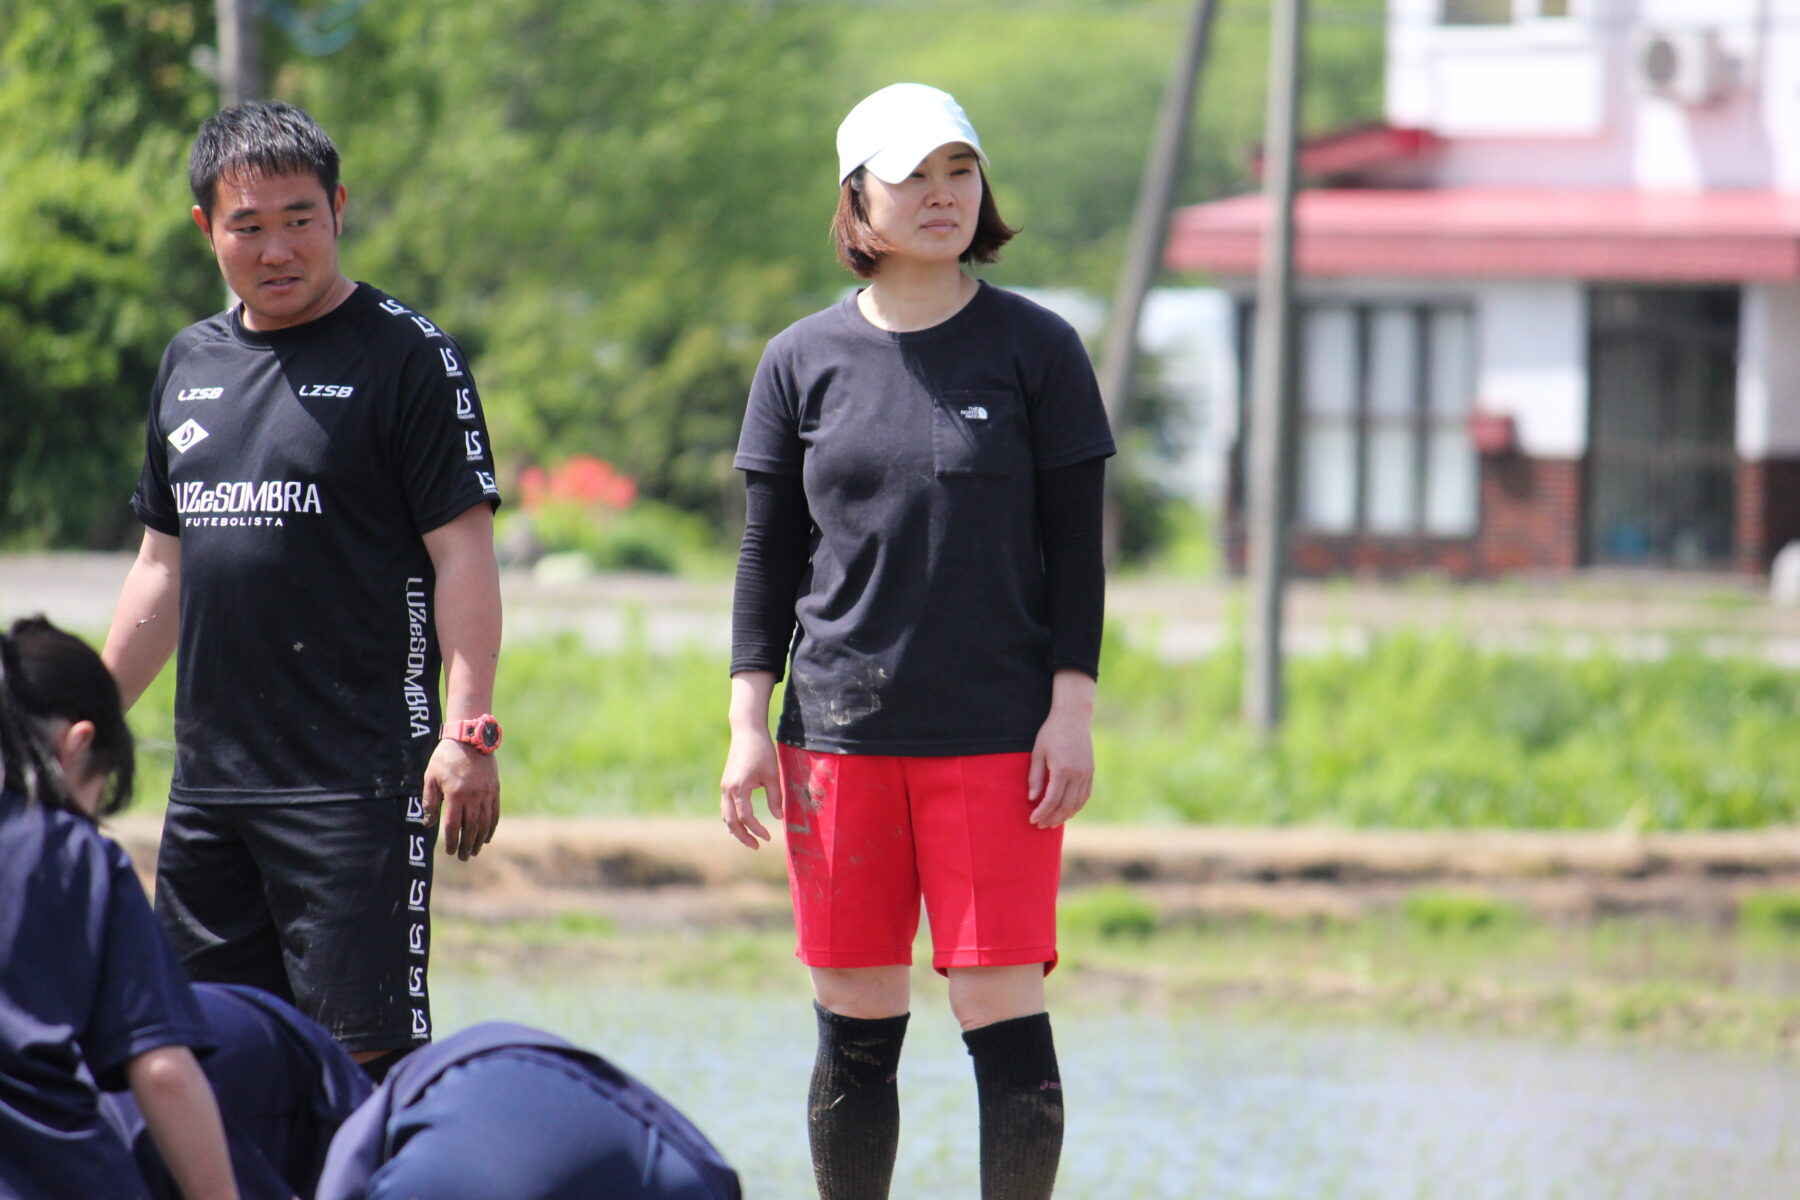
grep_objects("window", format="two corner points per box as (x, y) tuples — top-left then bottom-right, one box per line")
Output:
(1240, 302), (1478, 538)
(1440, 0), (1572, 23)
(1441, 0), (1511, 25)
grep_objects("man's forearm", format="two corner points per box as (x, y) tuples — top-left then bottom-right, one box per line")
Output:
(435, 564), (501, 719)
(102, 532), (182, 711)
(424, 509), (502, 720)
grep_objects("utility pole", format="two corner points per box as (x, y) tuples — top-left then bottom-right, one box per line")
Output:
(1096, 0), (1221, 562)
(1243, 0), (1305, 734)
(218, 0), (262, 109)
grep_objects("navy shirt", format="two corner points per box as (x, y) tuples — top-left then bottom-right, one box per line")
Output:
(102, 983), (372, 1200)
(733, 282), (1114, 755)
(130, 283), (501, 804)
(315, 1023), (741, 1200)
(0, 791), (211, 1200)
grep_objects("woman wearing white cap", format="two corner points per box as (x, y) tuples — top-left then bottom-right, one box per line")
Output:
(721, 83), (1114, 1200)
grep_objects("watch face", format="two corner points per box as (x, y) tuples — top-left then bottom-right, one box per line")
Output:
(477, 719), (501, 750)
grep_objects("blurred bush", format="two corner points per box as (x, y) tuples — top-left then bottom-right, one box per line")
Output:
(1738, 891), (1800, 938)
(1402, 888), (1524, 936)
(1060, 885), (1161, 941)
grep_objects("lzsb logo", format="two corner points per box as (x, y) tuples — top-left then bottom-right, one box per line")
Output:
(177, 387), (223, 402)
(297, 384), (356, 398)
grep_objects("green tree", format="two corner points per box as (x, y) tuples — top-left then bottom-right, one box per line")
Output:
(0, 1), (217, 546)
(275, 0), (844, 517)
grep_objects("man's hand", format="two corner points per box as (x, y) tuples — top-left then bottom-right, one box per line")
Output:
(422, 739), (499, 860)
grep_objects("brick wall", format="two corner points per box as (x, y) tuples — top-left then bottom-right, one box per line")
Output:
(1735, 458), (1800, 574)
(1474, 455), (1582, 573)
(1224, 453), (1583, 579)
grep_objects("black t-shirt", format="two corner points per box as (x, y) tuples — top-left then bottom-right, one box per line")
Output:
(131, 283), (500, 803)
(0, 791), (213, 1200)
(733, 282), (1115, 755)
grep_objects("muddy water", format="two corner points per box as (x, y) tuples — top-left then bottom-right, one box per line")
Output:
(433, 967), (1800, 1200)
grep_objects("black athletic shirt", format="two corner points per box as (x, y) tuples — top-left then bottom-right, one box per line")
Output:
(131, 283), (500, 804)
(733, 282), (1115, 755)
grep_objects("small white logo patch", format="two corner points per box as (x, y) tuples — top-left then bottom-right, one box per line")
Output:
(464, 430), (485, 461)
(168, 419), (209, 453)
(297, 384), (355, 398)
(177, 387), (222, 402)
(960, 405), (989, 420)
(455, 388), (475, 420)
(476, 470), (498, 496)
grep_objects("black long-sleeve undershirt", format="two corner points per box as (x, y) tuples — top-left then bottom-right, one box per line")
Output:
(729, 458), (1106, 682)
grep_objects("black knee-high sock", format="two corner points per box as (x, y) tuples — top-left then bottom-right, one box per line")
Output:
(963, 1012), (1064, 1200)
(808, 1001), (910, 1200)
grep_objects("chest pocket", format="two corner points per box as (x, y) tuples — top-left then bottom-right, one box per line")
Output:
(932, 390), (1026, 479)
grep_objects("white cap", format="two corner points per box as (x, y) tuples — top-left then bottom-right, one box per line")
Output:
(836, 83), (988, 186)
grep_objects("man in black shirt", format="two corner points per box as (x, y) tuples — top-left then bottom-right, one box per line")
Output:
(102, 101), (503, 1075)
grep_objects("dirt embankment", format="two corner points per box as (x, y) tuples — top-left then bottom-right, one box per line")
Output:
(107, 816), (1800, 929)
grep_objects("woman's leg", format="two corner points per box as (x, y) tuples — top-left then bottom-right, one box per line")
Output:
(807, 965), (911, 1200)
(778, 746), (920, 1200)
(950, 969), (1063, 1200)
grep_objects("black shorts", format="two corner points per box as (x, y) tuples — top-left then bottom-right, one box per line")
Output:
(153, 795), (437, 1054)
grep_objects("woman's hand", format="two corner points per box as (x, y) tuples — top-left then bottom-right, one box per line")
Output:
(1027, 670), (1097, 829)
(720, 727), (782, 848)
(721, 671), (782, 848)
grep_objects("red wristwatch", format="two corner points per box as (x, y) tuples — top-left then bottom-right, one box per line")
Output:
(441, 714), (502, 754)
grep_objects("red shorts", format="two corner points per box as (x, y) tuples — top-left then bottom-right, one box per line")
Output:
(777, 745), (1062, 974)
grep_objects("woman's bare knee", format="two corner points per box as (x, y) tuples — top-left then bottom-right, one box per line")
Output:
(811, 965), (911, 1019)
(947, 963), (1046, 1031)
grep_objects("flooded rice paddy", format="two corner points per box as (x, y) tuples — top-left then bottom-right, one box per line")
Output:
(433, 964), (1800, 1200)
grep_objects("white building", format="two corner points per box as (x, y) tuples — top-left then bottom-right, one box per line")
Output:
(1166, 0), (1800, 576)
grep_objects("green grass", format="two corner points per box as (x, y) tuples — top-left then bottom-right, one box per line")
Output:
(1059, 885), (1160, 941)
(1739, 890), (1800, 938)
(438, 906), (1800, 1052)
(1402, 889), (1526, 936)
(126, 625), (1800, 829)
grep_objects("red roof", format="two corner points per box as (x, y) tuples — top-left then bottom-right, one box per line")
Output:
(1252, 124), (1443, 181)
(1165, 188), (1800, 282)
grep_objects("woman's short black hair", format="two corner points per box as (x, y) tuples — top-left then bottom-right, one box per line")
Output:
(0, 616), (134, 820)
(189, 99), (341, 220)
(831, 166), (1017, 279)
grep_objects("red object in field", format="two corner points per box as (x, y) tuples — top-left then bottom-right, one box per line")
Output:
(1468, 411), (1517, 456)
(519, 455), (638, 513)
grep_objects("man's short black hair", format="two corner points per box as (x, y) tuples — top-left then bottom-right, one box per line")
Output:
(189, 100), (341, 219)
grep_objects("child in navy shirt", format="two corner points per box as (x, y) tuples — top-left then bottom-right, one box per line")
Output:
(0, 616), (239, 1200)
(314, 1022), (741, 1200)
(104, 983), (372, 1200)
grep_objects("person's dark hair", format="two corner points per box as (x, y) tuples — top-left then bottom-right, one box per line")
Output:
(831, 166), (1017, 278)
(189, 100), (342, 222)
(0, 617), (134, 820)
